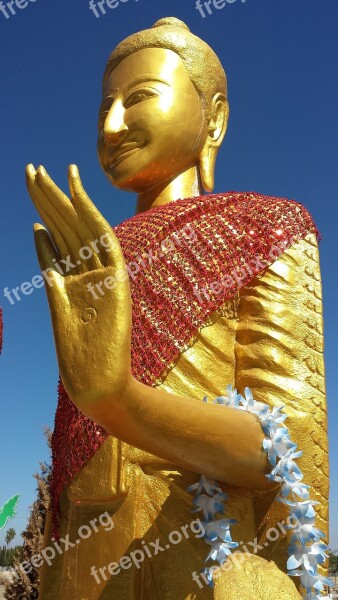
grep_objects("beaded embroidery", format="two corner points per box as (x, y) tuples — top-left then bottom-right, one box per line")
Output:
(50, 191), (319, 537)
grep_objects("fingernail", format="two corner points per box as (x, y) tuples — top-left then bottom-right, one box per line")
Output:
(33, 223), (45, 233)
(69, 164), (78, 176)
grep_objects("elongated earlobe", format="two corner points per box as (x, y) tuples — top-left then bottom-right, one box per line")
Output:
(199, 96), (229, 193)
(199, 147), (216, 193)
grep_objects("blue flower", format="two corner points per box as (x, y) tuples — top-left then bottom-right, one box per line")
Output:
(187, 386), (331, 600)
(291, 501), (319, 523)
(201, 567), (214, 588)
(222, 384), (242, 408)
(187, 475), (224, 497)
(203, 518), (238, 543)
(260, 405), (288, 436)
(263, 428), (297, 467)
(206, 536), (239, 563)
(269, 449), (304, 484)
(287, 542), (330, 575)
(279, 473), (310, 499)
(290, 523), (326, 547)
(278, 499), (318, 521)
(192, 491), (228, 521)
(287, 568), (333, 593)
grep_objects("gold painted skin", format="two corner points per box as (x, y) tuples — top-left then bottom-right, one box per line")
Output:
(26, 47), (273, 491)
(26, 18), (328, 600)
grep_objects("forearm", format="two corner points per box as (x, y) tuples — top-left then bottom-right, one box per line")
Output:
(46, 266), (272, 490)
(85, 375), (275, 491)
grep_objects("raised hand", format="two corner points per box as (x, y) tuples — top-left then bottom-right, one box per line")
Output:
(25, 165), (275, 491)
(26, 164), (132, 416)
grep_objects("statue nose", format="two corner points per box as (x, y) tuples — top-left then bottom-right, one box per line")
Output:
(104, 128), (128, 145)
(103, 99), (128, 145)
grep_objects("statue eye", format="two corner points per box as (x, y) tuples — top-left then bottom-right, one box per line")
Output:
(124, 88), (158, 108)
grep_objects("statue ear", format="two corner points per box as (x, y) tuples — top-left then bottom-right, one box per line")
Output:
(199, 94), (229, 192)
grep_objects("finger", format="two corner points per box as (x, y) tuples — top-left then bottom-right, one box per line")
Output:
(36, 166), (102, 271)
(34, 223), (59, 269)
(68, 165), (122, 268)
(26, 165), (72, 261)
(33, 224), (64, 293)
(35, 166), (89, 267)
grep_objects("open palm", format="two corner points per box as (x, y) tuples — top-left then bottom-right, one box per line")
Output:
(26, 164), (132, 415)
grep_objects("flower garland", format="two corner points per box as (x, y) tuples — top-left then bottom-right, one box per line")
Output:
(187, 385), (333, 599)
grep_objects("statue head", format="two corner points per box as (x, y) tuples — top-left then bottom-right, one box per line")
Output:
(97, 17), (229, 194)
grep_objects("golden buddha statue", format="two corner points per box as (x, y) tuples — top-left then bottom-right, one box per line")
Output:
(26, 17), (328, 600)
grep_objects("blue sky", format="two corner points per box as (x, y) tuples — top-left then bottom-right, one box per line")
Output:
(0, 0), (337, 552)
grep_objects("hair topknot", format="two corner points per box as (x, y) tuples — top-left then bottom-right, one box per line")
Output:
(151, 17), (191, 32)
(103, 18), (227, 119)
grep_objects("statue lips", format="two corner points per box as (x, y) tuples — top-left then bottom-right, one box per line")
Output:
(109, 142), (143, 169)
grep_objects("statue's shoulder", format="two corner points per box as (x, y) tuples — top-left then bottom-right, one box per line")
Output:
(206, 191), (318, 234)
(115, 192), (318, 247)
(211, 191), (313, 216)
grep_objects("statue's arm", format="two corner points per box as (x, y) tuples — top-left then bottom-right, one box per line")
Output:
(50, 265), (274, 490)
(58, 271), (274, 490)
(26, 165), (274, 491)
(91, 374), (274, 490)
(235, 232), (329, 536)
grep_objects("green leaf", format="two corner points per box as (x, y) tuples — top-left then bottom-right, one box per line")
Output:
(0, 495), (20, 531)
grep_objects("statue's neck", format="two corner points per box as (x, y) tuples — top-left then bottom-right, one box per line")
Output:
(135, 166), (204, 215)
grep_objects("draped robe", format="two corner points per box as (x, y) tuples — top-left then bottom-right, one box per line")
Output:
(38, 193), (328, 600)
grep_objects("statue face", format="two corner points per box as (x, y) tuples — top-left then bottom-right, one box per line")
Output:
(97, 48), (208, 192)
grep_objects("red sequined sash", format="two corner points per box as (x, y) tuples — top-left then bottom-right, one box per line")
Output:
(51, 192), (318, 536)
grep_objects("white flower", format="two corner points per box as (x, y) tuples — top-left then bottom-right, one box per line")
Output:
(288, 568), (333, 593)
(206, 535), (239, 563)
(187, 475), (224, 497)
(287, 542), (330, 574)
(221, 384), (242, 408)
(192, 492), (227, 521)
(203, 518), (237, 543)
(263, 427), (297, 467)
(261, 406), (287, 435)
